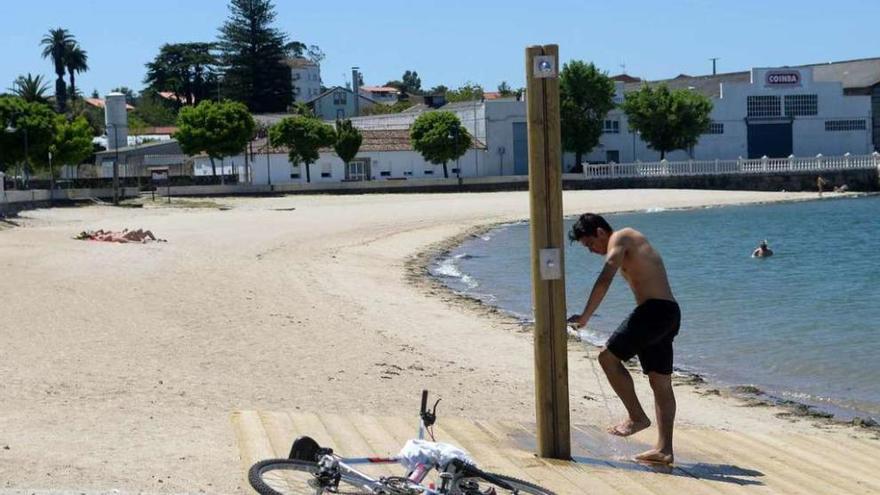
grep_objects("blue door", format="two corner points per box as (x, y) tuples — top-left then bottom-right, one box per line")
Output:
(513, 122), (528, 175)
(747, 122), (792, 159)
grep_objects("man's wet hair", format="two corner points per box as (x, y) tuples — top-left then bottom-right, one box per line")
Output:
(569, 213), (613, 243)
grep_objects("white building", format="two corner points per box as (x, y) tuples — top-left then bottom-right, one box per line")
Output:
(288, 58), (322, 103)
(585, 58), (880, 168)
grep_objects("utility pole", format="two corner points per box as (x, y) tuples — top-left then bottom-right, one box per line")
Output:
(710, 57), (719, 75)
(525, 44), (570, 460)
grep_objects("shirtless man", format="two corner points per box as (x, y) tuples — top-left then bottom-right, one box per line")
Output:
(567, 213), (680, 465)
(752, 240), (773, 258)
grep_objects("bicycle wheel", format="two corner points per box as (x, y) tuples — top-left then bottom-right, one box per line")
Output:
(248, 458), (376, 495)
(453, 470), (556, 495)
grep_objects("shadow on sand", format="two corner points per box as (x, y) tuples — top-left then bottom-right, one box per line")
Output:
(571, 455), (764, 486)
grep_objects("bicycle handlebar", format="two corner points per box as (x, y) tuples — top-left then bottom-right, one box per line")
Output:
(420, 389), (428, 416)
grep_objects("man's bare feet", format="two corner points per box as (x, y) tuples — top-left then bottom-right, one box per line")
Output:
(634, 448), (674, 465)
(607, 417), (651, 437)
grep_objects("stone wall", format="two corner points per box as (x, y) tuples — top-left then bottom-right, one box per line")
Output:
(564, 169), (879, 193)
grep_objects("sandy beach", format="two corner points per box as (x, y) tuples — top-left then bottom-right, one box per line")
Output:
(0, 189), (876, 494)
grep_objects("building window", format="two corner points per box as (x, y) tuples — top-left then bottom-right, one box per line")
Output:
(825, 119), (867, 131)
(706, 122), (724, 134)
(424, 170), (434, 175)
(403, 171), (413, 176)
(321, 172), (331, 178)
(380, 171), (391, 177)
(785, 94), (818, 116)
(293, 73), (301, 81)
(290, 173), (300, 179)
(337, 109), (345, 119)
(451, 168), (460, 174)
(333, 91), (347, 105)
(747, 95), (781, 117)
(603, 119), (620, 134)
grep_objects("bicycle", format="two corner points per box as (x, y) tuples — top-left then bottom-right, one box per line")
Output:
(248, 390), (556, 494)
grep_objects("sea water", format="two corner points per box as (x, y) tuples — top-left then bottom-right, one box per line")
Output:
(430, 196), (880, 419)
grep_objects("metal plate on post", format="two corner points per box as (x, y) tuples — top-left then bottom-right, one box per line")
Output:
(539, 248), (562, 280)
(533, 55), (558, 79)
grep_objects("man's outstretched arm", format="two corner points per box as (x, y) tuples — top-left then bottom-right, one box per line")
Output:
(570, 240), (626, 327)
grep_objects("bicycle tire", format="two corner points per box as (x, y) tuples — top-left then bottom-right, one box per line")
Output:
(453, 470), (556, 495)
(248, 458), (376, 495)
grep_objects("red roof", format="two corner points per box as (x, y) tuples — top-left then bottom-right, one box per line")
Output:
(84, 97), (135, 111)
(360, 86), (400, 93)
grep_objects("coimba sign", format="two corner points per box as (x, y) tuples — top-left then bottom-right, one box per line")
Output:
(765, 70), (801, 87)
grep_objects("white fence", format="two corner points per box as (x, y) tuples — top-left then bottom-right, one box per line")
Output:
(582, 153), (880, 180)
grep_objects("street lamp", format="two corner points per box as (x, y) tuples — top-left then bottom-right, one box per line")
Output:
(48, 149), (54, 204)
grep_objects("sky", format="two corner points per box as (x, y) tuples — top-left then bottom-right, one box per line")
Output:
(2, 0), (880, 97)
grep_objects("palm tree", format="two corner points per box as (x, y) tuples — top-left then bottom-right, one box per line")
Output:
(65, 44), (88, 101)
(10, 73), (51, 103)
(40, 28), (75, 112)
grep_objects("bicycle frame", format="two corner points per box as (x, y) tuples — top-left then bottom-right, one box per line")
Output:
(309, 389), (457, 494)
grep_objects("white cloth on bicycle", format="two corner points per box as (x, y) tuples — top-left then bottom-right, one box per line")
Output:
(397, 439), (475, 470)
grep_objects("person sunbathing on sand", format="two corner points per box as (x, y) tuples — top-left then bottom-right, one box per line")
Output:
(75, 229), (165, 243)
(568, 213), (680, 465)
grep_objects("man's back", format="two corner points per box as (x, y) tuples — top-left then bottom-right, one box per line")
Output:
(611, 228), (675, 304)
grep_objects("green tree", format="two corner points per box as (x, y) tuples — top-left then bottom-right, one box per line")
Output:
(9, 74), (51, 104)
(497, 81), (513, 96)
(268, 115), (335, 183)
(0, 97), (56, 180)
(622, 84), (713, 159)
(64, 43), (88, 101)
(132, 89), (178, 126)
(384, 80), (405, 92)
(174, 100), (255, 176)
(445, 82), (484, 103)
(360, 101), (414, 116)
(40, 28), (75, 112)
(289, 102), (313, 117)
(217, 0), (291, 113)
(429, 85), (448, 95)
(410, 111), (471, 179)
(284, 41), (307, 58)
(145, 43), (218, 107)
(110, 87), (136, 105)
(333, 119), (362, 166)
(402, 70), (422, 95)
(559, 61), (616, 168)
(45, 115), (93, 179)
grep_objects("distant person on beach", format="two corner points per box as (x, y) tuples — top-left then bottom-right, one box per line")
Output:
(752, 240), (773, 258)
(567, 213), (680, 465)
(817, 176), (829, 197)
